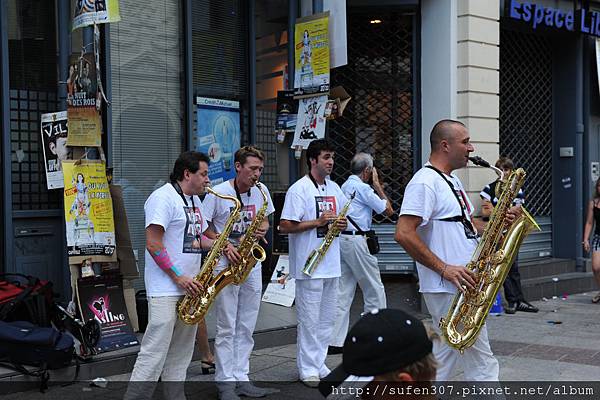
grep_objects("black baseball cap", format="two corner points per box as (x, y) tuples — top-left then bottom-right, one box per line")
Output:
(319, 308), (433, 397)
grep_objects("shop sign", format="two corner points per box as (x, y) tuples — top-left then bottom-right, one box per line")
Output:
(508, 0), (600, 37)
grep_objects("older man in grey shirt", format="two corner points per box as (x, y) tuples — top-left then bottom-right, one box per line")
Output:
(328, 153), (393, 354)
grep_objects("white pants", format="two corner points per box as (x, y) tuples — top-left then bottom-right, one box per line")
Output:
(296, 277), (338, 380)
(424, 292), (499, 381)
(330, 234), (387, 347)
(125, 296), (197, 400)
(214, 266), (262, 384)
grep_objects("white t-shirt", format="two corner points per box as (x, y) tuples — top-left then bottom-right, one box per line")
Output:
(202, 180), (275, 272)
(144, 183), (208, 296)
(281, 175), (349, 280)
(400, 164), (478, 294)
(342, 175), (387, 231)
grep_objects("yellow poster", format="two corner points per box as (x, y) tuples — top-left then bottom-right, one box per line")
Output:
(294, 12), (330, 98)
(63, 161), (116, 258)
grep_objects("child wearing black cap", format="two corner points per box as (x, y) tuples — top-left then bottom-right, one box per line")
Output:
(319, 308), (436, 399)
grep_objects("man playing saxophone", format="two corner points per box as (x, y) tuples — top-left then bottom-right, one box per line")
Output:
(279, 139), (348, 387)
(125, 151), (238, 399)
(202, 146), (276, 400)
(395, 120), (521, 382)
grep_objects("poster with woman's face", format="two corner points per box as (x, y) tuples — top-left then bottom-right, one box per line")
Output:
(40, 111), (71, 189)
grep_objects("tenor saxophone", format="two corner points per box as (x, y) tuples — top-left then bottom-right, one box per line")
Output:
(439, 156), (540, 352)
(302, 192), (355, 276)
(176, 187), (241, 325)
(228, 182), (269, 285)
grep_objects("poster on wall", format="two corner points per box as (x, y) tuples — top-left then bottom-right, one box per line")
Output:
(72, 0), (121, 30)
(261, 256), (296, 307)
(291, 95), (327, 149)
(194, 97), (241, 185)
(62, 160), (116, 258)
(324, 0), (348, 69)
(294, 12), (330, 98)
(77, 276), (139, 353)
(40, 111), (71, 190)
(67, 53), (102, 147)
(276, 90), (298, 133)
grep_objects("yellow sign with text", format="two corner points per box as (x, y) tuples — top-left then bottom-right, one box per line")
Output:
(294, 12), (330, 97)
(63, 161), (116, 258)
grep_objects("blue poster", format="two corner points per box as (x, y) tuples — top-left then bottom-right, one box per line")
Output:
(195, 97), (241, 185)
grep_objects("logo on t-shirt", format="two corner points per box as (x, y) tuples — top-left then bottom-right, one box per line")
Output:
(315, 196), (337, 238)
(229, 204), (257, 242)
(182, 206), (203, 254)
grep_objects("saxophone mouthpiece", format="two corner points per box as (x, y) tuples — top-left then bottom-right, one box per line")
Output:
(468, 156), (491, 168)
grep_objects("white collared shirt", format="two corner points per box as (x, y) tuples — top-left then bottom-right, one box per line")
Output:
(341, 175), (387, 232)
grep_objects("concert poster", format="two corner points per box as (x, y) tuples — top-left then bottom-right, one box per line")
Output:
(62, 161), (116, 259)
(40, 111), (71, 190)
(291, 95), (327, 149)
(194, 97), (241, 185)
(72, 0), (121, 30)
(77, 276), (139, 353)
(66, 53), (102, 147)
(294, 12), (330, 98)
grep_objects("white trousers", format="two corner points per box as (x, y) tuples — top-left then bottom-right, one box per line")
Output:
(125, 296), (197, 400)
(129, 295), (197, 381)
(214, 266), (262, 384)
(296, 277), (338, 380)
(424, 292), (499, 381)
(330, 234), (387, 347)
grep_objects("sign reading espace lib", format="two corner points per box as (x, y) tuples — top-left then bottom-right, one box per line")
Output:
(508, 0), (600, 37)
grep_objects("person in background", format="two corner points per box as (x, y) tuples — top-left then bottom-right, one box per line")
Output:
(583, 177), (600, 304)
(328, 152), (393, 355)
(480, 156), (538, 314)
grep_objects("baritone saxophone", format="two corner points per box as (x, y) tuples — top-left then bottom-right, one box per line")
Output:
(439, 156), (540, 352)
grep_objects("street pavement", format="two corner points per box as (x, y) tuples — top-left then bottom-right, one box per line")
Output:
(4, 291), (600, 399)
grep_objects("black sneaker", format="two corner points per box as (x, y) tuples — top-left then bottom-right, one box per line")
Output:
(327, 346), (343, 355)
(516, 301), (539, 313)
(505, 303), (516, 314)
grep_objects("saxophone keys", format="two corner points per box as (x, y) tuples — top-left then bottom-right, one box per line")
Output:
(491, 250), (505, 264)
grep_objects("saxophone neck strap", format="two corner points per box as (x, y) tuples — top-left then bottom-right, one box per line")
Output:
(308, 172), (327, 192)
(171, 181), (196, 211)
(233, 177), (250, 206)
(424, 165), (468, 222)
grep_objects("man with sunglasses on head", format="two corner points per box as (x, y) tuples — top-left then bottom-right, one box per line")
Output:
(395, 120), (520, 382)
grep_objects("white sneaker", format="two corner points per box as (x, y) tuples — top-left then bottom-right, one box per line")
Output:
(301, 376), (320, 388)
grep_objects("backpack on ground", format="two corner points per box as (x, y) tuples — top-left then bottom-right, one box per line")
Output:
(0, 274), (55, 326)
(0, 320), (76, 392)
